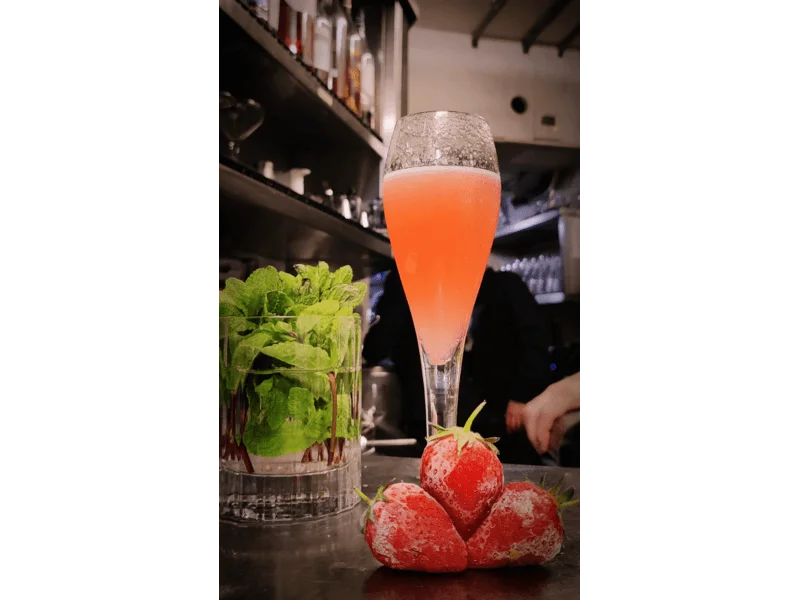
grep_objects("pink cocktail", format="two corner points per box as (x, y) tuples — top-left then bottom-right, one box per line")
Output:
(383, 112), (500, 434)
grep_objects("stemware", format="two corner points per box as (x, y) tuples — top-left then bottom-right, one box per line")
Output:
(382, 112), (500, 435)
(219, 91), (264, 160)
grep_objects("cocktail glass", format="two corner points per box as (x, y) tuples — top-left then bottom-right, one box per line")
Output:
(219, 92), (264, 161)
(382, 111), (500, 437)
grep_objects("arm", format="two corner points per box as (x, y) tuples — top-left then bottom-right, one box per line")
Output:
(507, 372), (580, 454)
(526, 372), (579, 453)
(544, 372), (580, 412)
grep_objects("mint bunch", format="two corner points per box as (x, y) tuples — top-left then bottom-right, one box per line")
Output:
(219, 262), (366, 465)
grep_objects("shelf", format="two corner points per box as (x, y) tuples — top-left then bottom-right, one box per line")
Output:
(219, 0), (386, 159)
(535, 292), (578, 305)
(495, 209), (559, 241)
(493, 207), (578, 251)
(219, 157), (392, 261)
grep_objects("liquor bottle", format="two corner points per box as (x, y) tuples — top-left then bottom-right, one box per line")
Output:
(297, 0), (316, 68)
(276, 0), (312, 56)
(345, 5), (363, 115)
(268, 0), (280, 31)
(277, 1), (299, 53)
(313, 0), (333, 83)
(246, 0), (270, 24)
(330, 1), (349, 96)
(360, 14), (375, 128)
(348, 188), (362, 220)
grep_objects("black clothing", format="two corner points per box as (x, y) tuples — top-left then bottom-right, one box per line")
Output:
(363, 267), (552, 464)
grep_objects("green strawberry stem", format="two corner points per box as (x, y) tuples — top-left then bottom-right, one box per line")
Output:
(354, 487), (372, 504)
(526, 475), (580, 512)
(354, 485), (390, 533)
(354, 485), (389, 506)
(463, 400), (486, 434)
(426, 400), (499, 455)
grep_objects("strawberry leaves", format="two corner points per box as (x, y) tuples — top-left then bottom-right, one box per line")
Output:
(426, 401), (500, 455)
(529, 474), (580, 512)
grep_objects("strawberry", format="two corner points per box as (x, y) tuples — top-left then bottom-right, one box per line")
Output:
(420, 401), (504, 539)
(467, 477), (579, 568)
(355, 482), (468, 573)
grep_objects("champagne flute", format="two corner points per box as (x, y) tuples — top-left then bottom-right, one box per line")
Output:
(382, 112), (500, 436)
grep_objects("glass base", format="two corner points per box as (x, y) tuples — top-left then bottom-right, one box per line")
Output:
(219, 451), (361, 522)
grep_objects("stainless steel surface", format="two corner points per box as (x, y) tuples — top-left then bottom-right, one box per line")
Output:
(366, 438), (417, 447)
(220, 454), (580, 599)
(494, 208), (561, 243)
(361, 366), (403, 439)
(360, 436), (417, 451)
(219, 162), (392, 259)
(535, 292), (578, 305)
(220, 0), (386, 158)
(558, 209), (580, 295)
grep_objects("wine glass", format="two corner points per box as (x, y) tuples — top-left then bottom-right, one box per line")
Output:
(219, 92), (264, 161)
(382, 111), (500, 436)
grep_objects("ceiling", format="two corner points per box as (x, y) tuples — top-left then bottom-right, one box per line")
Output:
(415, 0), (579, 52)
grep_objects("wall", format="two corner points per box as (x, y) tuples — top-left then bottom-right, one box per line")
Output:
(407, 27), (580, 147)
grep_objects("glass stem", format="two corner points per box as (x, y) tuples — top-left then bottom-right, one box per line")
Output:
(419, 338), (465, 438)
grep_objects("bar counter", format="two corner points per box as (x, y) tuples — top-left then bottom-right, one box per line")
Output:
(220, 454), (580, 599)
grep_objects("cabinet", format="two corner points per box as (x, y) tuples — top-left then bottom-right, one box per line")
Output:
(219, 0), (413, 281)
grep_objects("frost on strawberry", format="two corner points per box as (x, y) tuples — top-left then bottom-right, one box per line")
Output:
(467, 477), (579, 568)
(355, 482), (468, 573)
(420, 401), (504, 540)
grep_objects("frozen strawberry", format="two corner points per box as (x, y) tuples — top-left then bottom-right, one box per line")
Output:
(355, 482), (468, 573)
(467, 477), (579, 568)
(420, 401), (504, 539)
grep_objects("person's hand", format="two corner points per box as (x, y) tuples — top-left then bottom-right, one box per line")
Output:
(505, 400), (526, 433)
(523, 374), (580, 454)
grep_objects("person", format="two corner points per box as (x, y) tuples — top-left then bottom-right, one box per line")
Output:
(506, 372), (579, 455)
(363, 264), (553, 464)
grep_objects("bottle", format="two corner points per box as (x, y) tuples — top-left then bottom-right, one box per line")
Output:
(337, 193), (352, 220)
(277, 0), (311, 56)
(268, 0), (280, 31)
(348, 188), (362, 220)
(297, 0), (316, 68)
(360, 23), (375, 128)
(247, 0), (270, 23)
(277, 1), (299, 53)
(345, 5), (363, 115)
(330, 1), (349, 96)
(313, 0), (333, 83)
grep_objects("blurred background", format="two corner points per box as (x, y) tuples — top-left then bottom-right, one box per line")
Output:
(219, 0), (579, 466)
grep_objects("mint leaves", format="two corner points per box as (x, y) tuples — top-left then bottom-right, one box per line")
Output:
(261, 341), (333, 370)
(220, 262), (364, 458)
